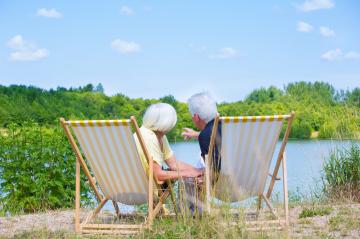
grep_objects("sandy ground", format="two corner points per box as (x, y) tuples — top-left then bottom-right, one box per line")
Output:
(0, 204), (359, 238)
(0, 210), (87, 237)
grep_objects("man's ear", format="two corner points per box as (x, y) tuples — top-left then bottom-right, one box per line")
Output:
(193, 113), (200, 121)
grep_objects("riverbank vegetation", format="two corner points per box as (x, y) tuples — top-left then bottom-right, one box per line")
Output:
(0, 81), (359, 140)
(321, 144), (360, 202)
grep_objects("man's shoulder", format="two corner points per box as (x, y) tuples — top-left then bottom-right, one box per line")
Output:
(199, 124), (212, 142)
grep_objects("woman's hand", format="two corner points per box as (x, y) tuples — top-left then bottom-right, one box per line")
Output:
(181, 128), (200, 140)
(182, 168), (204, 178)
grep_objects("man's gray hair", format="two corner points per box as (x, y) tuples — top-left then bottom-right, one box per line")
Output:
(142, 103), (177, 132)
(188, 92), (217, 123)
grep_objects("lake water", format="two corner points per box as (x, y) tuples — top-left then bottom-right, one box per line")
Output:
(172, 140), (359, 197)
(104, 139), (359, 212)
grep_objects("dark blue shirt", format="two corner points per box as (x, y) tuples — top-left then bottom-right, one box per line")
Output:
(198, 119), (221, 173)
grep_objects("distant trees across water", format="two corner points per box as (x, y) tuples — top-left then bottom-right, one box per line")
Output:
(0, 82), (359, 140)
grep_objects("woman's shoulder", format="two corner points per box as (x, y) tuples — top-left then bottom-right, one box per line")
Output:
(139, 126), (157, 142)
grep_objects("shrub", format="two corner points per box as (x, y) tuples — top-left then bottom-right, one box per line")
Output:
(0, 122), (93, 214)
(321, 144), (360, 202)
(290, 120), (312, 139)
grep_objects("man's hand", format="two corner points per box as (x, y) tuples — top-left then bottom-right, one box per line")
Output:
(181, 128), (200, 140)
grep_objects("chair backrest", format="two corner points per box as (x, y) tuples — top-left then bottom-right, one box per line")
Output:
(67, 119), (149, 205)
(211, 115), (290, 201)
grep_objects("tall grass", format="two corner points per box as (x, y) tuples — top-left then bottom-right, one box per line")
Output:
(321, 144), (360, 202)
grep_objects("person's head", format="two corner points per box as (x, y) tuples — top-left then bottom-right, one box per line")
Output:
(188, 92), (217, 130)
(142, 103), (177, 134)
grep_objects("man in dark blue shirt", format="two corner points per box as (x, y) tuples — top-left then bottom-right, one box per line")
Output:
(182, 92), (222, 174)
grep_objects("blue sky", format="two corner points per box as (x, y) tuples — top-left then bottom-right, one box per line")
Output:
(0, 0), (359, 102)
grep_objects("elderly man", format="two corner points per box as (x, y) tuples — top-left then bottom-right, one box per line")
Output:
(182, 92), (222, 175)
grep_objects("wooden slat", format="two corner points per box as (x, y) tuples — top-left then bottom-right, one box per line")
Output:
(207, 114), (220, 173)
(262, 195), (278, 220)
(82, 224), (143, 229)
(81, 229), (139, 235)
(282, 152), (289, 226)
(246, 220), (284, 226)
(245, 226), (283, 231)
(266, 111), (295, 198)
(75, 159), (80, 233)
(205, 155), (211, 213)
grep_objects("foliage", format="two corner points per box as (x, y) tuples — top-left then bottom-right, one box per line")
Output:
(245, 86), (283, 103)
(0, 122), (93, 213)
(0, 81), (359, 142)
(321, 144), (360, 202)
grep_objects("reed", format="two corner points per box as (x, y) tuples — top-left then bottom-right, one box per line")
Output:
(321, 144), (360, 202)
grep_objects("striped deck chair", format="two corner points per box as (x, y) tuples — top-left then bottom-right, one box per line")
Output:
(60, 116), (177, 235)
(204, 112), (295, 229)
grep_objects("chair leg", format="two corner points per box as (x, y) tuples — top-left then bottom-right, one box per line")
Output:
(112, 200), (120, 218)
(256, 195), (262, 218)
(262, 195), (279, 220)
(205, 155), (211, 213)
(152, 190), (170, 218)
(282, 152), (289, 226)
(75, 160), (81, 233)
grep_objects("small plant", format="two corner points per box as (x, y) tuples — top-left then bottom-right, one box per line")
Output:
(321, 144), (360, 202)
(298, 205), (332, 219)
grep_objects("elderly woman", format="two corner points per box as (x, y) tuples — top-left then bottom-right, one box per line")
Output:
(134, 103), (203, 183)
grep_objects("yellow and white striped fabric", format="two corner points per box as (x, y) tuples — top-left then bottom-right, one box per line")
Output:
(213, 115), (290, 202)
(67, 120), (149, 205)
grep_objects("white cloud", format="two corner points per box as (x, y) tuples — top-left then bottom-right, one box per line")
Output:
(36, 8), (62, 18)
(7, 35), (49, 61)
(210, 47), (237, 59)
(320, 26), (335, 37)
(321, 48), (342, 61)
(344, 51), (360, 60)
(297, 0), (334, 12)
(10, 49), (49, 61)
(120, 5), (134, 16)
(297, 21), (314, 32)
(111, 39), (141, 54)
(321, 49), (360, 61)
(8, 35), (26, 49)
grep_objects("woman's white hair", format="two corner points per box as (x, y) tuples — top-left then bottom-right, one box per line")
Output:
(188, 92), (217, 123)
(142, 103), (177, 132)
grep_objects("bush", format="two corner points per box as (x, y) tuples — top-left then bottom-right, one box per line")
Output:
(0, 122), (93, 214)
(321, 144), (360, 202)
(290, 120), (312, 139)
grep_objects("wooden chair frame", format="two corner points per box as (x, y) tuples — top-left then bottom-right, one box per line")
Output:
(60, 116), (177, 235)
(205, 112), (295, 230)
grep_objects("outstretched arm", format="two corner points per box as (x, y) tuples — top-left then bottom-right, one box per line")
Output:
(181, 128), (200, 140)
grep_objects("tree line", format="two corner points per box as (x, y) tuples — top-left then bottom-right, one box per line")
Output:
(0, 82), (359, 140)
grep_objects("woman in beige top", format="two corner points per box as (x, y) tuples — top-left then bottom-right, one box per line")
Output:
(134, 103), (203, 183)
